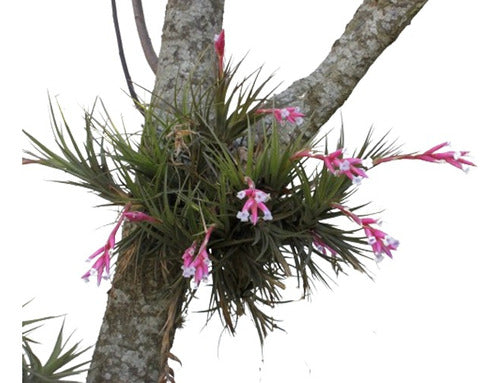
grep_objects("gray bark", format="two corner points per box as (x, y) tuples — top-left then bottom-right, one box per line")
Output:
(86, 265), (172, 383)
(274, 0), (428, 142)
(151, 0), (225, 120)
(87, 1), (426, 382)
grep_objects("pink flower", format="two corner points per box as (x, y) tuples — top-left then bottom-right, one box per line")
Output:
(181, 241), (198, 279)
(123, 211), (160, 223)
(82, 208), (126, 285)
(236, 177), (273, 225)
(181, 225), (215, 286)
(312, 233), (337, 257)
(361, 218), (399, 262)
(82, 204), (160, 285)
(214, 29), (225, 76)
(332, 203), (399, 262)
(256, 107), (305, 126)
(293, 149), (368, 185)
(374, 142), (475, 172)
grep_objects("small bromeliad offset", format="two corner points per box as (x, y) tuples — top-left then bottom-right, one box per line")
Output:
(236, 176), (273, 225)
(181, 225), (215, 286)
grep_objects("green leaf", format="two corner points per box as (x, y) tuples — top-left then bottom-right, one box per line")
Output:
(22, 303), (91, 382)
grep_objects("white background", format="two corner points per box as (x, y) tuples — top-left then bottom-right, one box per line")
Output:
(4, 1), (500, 381)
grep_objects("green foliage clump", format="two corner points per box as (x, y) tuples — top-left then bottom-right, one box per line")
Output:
(23, 56), (398, 343)
(22, 301), (90, 382)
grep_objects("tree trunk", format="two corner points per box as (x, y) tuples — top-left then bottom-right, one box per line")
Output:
(86, 1), (425, 381)
(86, 256), (184, 383)
(87, 1), (224, 382)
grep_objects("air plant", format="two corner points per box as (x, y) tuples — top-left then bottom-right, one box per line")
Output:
(22, 301), (91, 382)
(23, 30), (474, 345)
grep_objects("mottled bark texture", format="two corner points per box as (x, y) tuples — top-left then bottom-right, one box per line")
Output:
(87, 1), (426, 382)
(86, 257), (182, 383)
(151, 0), (225, 121)
(274, 0), (428, 143)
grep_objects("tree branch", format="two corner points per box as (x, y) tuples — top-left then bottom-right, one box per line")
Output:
(111, 0), (143, 114)
(273, 0), (428, 142)
(132, 0), (158, 74)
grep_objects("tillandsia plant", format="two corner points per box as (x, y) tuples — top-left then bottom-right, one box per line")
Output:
(22, 301), (91, 382)
(23, 29), (474, 375)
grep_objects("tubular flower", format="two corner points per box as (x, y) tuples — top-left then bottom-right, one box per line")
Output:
(236, 177), (273, 225)
(214, 29), (225, 77)
(181, 241), (199, 279)
(312, 232), (337, 257)
(374, 142), (475, 172)
(256, 107), (304, 126)
(82, 208), (127, 285)
(181, 225), (215, 286)
(123, 210), (161, 223)
(293, 149), (369, 185)
(332, 204), (399, 262)
(82, 204), (160, 285)
(360, 218), (399, 262)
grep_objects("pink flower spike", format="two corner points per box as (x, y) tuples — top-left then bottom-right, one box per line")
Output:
(282, 107), (305, 125)
(290, 149), (312, 161)
(256, 107), (305, 126)
(314, 150), (369, 184)
(214, 29), (225, 76)
(181, 241), (198, 278)
(82, 243), (113, 286)
(375, 142), (475, 172)
(181, 226), (215, 286)
(82, 204), (130, 286)
(363, 223), (399, 260)
(123, 211), (160, 224)
(312, 233), (337, 257)
(236, 177), (273, 225)
(214, 29), (225, 57)
(425, 141), (450, 154)
(333, 203), (398, 261)
(416, 143), (476, 171)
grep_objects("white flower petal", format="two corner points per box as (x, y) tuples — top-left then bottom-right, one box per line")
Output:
(255, 191), (270, 202)
(383, 236), (399, 248)
(182, 265), (196, 278)
(339, 160), (351, 171)
(280, 109), (290, 118)
(362, 158), (373, 168)
(236, 211), (249, 222)
(352, 176), (363, 185)
(236, 190), (246, 199)
(263, 211), (273, 221)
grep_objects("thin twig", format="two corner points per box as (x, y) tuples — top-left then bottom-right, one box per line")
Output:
(111, 0), (144, 115)
(132, 0), (158, 74)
